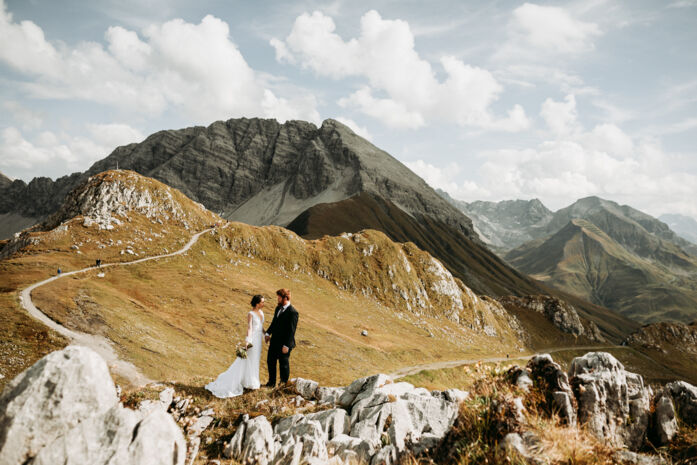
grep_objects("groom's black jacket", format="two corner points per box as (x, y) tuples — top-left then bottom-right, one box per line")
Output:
(266, 304), (298, 351)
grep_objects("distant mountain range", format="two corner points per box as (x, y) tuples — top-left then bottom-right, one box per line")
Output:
(0, 117), (635, 340)
(660, 213), (697, 246)
(442, 193), (697, 323)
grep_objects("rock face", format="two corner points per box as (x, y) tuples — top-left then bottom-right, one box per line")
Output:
(0, 345), (186, 465)
(499, 295), (604, 342)
(0, 118), (476, 242)
(526, 354), (577, 426)
(569, 352), (651, 450)
(438, 192), (552, 253)
(225, 374), (465, 464)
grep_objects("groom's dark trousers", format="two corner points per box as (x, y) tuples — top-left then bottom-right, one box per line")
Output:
(265, 304), (298, 386)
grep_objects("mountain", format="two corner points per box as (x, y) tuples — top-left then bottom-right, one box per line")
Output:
(0, 170), (528, 390)
(0, 171), (11, 188)
(0, 118), (476, 241)
(660, 213), (697, 246)
(506, 218), (697, 323)
(543, 197), (697, 257)
(438, 190), (552, 253)
(0, 118), (638, 340)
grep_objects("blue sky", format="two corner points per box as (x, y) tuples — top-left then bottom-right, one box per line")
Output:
(1, 0), (696, 219)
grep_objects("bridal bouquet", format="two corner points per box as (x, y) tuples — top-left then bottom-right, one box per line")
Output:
(236, 342), (252, 359)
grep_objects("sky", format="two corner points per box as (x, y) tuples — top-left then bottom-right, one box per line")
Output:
(0, 0), (696, 220)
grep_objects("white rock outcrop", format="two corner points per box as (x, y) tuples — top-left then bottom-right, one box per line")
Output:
(0, 345), (186, 465)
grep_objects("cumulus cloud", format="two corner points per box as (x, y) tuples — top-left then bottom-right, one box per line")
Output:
(272, 10), (529, 131)
(0, 124), (143, 180)
(0, 2), (319, 124)
(496, 3), (602, 61)
(442, 95), (697, 219)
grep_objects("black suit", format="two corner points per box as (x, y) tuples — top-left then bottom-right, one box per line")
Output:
(265, 303), (298, 385)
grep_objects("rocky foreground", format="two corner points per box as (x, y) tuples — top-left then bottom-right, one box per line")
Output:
(1, 346), (696, 465)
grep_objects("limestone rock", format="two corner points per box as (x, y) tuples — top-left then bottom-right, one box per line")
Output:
(651, 391), (678, 446)
(0, 345), (118, 464)
(293, 378), (319, 400)
(316, 387), (346, 405)
(569, 352), (650, 450)
(664, 380), (697, 426)
(526, 354), (576, 425)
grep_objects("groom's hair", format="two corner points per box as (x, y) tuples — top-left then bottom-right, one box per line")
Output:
(276, 288), (291, 301)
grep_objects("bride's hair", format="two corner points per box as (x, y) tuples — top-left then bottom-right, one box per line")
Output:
(250, 294), (264, 307)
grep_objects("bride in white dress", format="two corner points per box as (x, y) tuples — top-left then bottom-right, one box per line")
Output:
(206, 295), (265, 398)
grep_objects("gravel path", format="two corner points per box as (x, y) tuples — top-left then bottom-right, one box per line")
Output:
(19, 227), (215, 387)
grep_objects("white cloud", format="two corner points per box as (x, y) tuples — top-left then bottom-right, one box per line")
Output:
(540, 94), (580, 137)
(0, 124), (144, 180)
(273, 10), (528, 131)
(449, 99), (697, 219)
(496, 3), (602, 61)
(0, 2), (319, 124)
(2, 101), (43, 130)
(334, 117), (373, 141)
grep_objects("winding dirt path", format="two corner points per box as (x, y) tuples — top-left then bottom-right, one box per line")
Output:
(19, 227), (216, 387)
(390, 345), (634, 379)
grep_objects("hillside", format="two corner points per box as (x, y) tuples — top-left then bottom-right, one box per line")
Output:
(286, 192), (638, 341)
(1, 170), (530, 391)
(506, 219), (697, 323)
(623, 321), (697, 385)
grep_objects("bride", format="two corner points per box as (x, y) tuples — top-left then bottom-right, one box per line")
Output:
(205, 294), (265, 398)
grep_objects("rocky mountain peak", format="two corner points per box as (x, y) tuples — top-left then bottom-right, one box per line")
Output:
(41, 170), (214, 232)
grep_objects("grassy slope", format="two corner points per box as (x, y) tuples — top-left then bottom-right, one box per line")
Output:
(2, 171), (530, 390)
(287, 193), (638, 342)
(508, 219), (697, 323)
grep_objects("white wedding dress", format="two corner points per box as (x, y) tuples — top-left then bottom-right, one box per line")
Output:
(205, 311), (264, 398)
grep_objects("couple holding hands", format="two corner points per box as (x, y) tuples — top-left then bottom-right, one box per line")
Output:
(205, 288), (299, 398)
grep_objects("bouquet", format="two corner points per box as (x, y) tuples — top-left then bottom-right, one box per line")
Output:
(236, 341), (252, 359)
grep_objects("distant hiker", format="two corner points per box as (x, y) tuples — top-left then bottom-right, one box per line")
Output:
(96, 259), (102, 268)
(57, 268), (61, 275)
(264, 288), (299, 387)
(206, 294), (266, 398)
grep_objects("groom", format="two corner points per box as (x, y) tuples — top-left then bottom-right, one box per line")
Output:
(264, 288), (298, 387)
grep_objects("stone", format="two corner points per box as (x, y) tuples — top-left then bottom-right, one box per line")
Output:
(223, 414), (248, 459)
(569, 352), (650, 450)
(0, 345), (118, 465)
(664, 380), (697, 426)
(159, 387), (175, 408)
(327, 434), (375, 464)
(339, 374), (392, 410)
(361, 330), (369, 336)
(187, 436), (201, 465)
(305, 408), (350, 440)
(442, 388), (469, 404)
(235, 415), (275, 465)
(527, 354), (576, 425)
(316, 387), (346, 405)
(294, 378), (319, 400)
(128, 409), (187, 465)
(188, 415), (214, 436)
(652, 391), (678, 446)
(370, 444), (397, 465)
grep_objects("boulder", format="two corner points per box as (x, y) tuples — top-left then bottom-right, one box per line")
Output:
(305, 408), (350, 439)
(231, 415), (275, 465)
(0, 346), (118, 464)
(569, 352), (650, 450)
(327, 434), (374, 464)
(527, 354), (576, 425)
(664, 381), (697, 426)
(369, 444), (397, 465)
(339, 374), (391, 409)
(0, 346), (185, 465)
(612, 450), (666, 465)
(316, 387), (345, 405)
(651, 391), (678, 446)
(293, 378), (319, 400)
